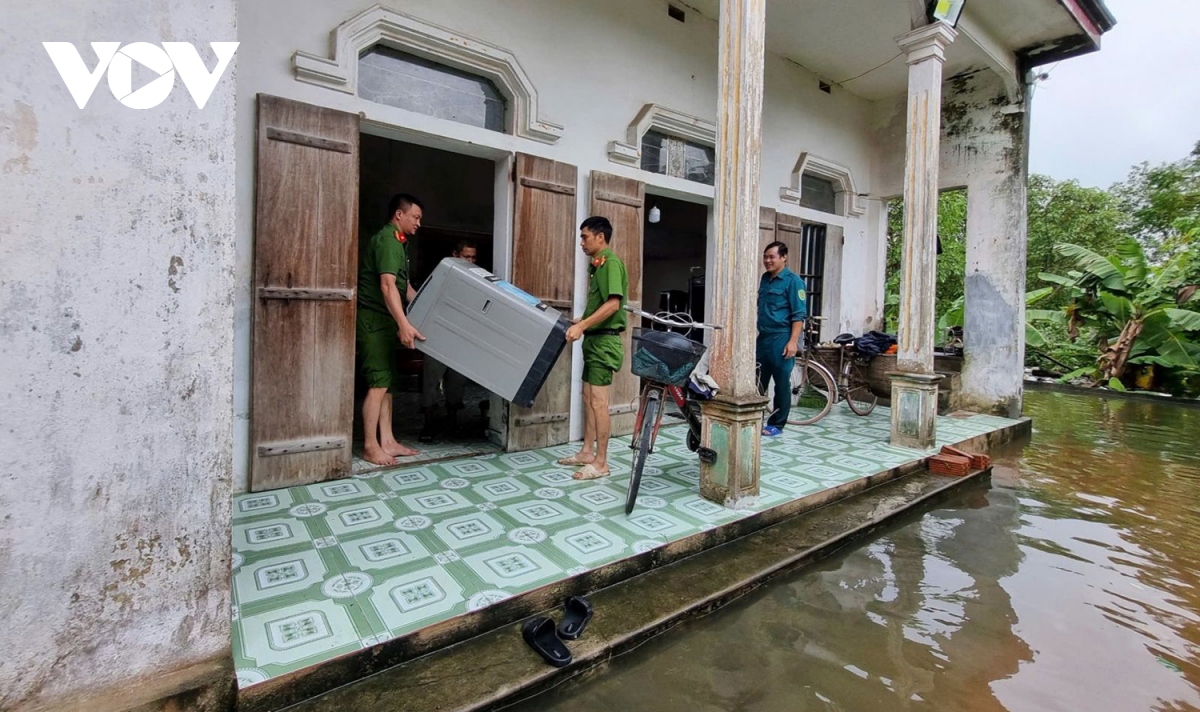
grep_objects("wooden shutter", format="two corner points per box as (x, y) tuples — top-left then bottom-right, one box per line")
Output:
(507, 153), (578, 450)
(759, 207), (776, 254)
(589, 172), (645, 436)
(775, 213), (804, 274)
(250, 95), (360, 491)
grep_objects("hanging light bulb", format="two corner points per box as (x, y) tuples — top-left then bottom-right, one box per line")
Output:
(648, 204), (661, 224)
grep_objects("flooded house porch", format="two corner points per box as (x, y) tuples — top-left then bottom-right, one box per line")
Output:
(230, 406), (1023, 710)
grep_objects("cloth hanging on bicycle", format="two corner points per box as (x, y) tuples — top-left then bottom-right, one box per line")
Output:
(853, 331), (897, 358)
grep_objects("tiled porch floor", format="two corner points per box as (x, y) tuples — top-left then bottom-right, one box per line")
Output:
(231, 406), (1015, 689)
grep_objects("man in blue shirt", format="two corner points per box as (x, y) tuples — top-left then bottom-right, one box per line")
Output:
(757, 241), (807, 436)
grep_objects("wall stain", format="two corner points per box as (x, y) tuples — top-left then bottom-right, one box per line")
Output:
(168, 255), (184, 293)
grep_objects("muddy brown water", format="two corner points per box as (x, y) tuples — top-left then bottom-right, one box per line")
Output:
(510, 390), (1200, 712)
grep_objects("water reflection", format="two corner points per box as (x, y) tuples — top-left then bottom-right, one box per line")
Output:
(512, 391), (1200, 712)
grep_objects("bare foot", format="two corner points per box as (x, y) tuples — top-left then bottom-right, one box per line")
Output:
(383, 440), (420, 457)
(363, 444), (397, 466)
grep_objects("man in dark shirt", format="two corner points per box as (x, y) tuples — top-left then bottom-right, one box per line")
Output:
(356, 193), (425, 465)
(757, 241), (807, 437)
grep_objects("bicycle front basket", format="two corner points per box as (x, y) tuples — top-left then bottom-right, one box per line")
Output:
(630, 328), (707, 386)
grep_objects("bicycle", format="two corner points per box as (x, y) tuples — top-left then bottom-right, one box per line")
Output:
(783, 317), (879, 426)
(624, 306), (721, 514)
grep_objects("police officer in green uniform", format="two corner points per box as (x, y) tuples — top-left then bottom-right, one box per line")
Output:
(356, 193), (425, 465)
(560, 216), (628, 480)
(757, 240), (807, 437)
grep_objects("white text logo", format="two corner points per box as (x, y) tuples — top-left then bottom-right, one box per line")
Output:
(43, 42), (238, 110)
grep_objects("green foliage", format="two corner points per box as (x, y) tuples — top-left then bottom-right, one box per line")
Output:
(1040, 239), (1200, 395)
(877, 143), (1200, 397)
(1111, 142), (1200, 260)
(884, 190), (967, 332)
(1027, 174), (1128, 308)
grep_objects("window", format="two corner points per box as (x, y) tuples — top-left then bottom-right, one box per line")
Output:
(640, 130), (715, 186)
(798, 224), (827, 319)
(799, 173), (837, 214)
(358, 46), (506, 132)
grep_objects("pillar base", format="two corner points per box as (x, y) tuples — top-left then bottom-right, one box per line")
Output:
(888, 371), (944, 449)
(699, 393), (769, 508)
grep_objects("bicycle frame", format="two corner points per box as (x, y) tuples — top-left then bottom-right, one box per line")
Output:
(629, 381), (688, 455)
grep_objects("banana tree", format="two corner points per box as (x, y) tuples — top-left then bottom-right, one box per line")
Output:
(1042, 240), (1200, 384)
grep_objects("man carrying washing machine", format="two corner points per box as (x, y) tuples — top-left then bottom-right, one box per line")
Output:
(560, 216), (628, 480)
(356, 193), (426, 465)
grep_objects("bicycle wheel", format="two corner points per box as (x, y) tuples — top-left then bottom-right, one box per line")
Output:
(627, 393), (660, 514)
(845, 358), (878, 416)
(788, 361), (835, 425)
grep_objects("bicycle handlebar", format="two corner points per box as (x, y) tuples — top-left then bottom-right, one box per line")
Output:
(624, 306), (722, 331)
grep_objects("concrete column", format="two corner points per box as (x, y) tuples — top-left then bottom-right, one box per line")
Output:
(889, 23), (956, 449)
(700, 0), (769, 507)
(961, 85), (1030, 419)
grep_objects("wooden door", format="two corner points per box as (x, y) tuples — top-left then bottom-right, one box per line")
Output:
(507, 153), (578, 450)
(589, 171), (644, 436)
(250, 95), (360, 491)
(775, 213), (804, 275)
(758, 207), (776, 255)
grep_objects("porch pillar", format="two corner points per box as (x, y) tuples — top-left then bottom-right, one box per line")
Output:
(700, 0), (769, 507)
(889, 23), (956, 449)
(961, 86), (1031, 419)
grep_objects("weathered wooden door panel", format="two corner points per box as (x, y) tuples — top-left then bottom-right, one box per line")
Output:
(589, 171), (644, 436)
(775, 213), (804, 274)
(507, 154), (578, 451)
(758, 206), (776, 256)
(251, 94), (360, 492)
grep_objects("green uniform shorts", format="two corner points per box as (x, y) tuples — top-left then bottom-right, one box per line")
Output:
(582, 334), (624, 386)
(356, 309), (398, 390)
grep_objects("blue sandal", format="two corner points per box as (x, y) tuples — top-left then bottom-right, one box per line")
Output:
(762, 425), (783, 437)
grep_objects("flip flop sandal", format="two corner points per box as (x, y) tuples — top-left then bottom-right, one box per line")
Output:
(556, 455), (592, 466)
(521, 617), (572, 668)
(556, 596), (593, 641)
(572, 463), (611, 480)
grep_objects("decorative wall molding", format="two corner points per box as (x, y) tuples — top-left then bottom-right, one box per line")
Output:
(778, 152), (865, 218)
(607, 103), (716, 167)
(292, 4), (563, 143)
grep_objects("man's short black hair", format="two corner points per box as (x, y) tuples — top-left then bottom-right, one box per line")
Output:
(764, 240), (788, 257)
(387, 193), (424, 219)
(580, 216), (613, 243)
(454, 239), (478, 254)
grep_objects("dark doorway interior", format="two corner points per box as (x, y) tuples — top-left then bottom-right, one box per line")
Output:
(353, 134), (500, 470)
(642, 195), (708, 330)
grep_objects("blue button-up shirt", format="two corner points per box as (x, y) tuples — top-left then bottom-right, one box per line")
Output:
(757, 267), (807, 334)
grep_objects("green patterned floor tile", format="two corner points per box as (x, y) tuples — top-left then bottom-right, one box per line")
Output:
(231, 406), (1018, 690)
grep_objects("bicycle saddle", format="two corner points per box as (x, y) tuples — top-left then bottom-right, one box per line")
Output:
(833, 332), (856, 346)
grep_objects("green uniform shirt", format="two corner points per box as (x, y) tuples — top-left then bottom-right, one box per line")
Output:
(358, 223), (409, 317)
(757, 267), (807, 334)
(584, 248), (628, 331)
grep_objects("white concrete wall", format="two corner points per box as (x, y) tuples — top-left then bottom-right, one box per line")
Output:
(0, 1), (238, 709)
(871, 67), (1029, 416)
(232, 0), (885, 490)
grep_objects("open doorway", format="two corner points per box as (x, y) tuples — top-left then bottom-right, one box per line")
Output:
(642, 194), (708, 330)
(640, 194), (708, 421)
(353, 134), (501, 471)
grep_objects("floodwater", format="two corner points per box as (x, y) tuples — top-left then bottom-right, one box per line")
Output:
(511, 390), (1200, 712)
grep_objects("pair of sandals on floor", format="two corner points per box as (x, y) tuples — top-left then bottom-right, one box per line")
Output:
(521, 596), (593, 668)
(555, 453), (609, 480)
